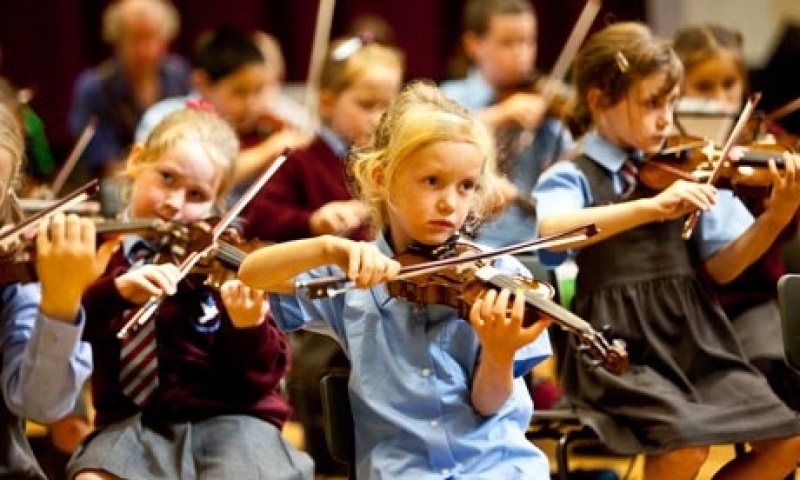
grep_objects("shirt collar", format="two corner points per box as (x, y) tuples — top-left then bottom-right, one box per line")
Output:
(582, 131), (644, 172)
(119, 210), (156, 261)
(318, 124), (349, 159)
(464, 67), (497, 106)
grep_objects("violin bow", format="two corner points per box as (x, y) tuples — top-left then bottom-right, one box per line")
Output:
(301, 0), (336, 134)
(50, 117), (97, 199)
(0, 180), (99, 252)
(539, 0), (602, 106)
(296, 223), (599, 299)
(682, 93), (761, 240)
(764, 96), (800, 124)
(117, 153), (289, 339)
(513, 0), (601, 155)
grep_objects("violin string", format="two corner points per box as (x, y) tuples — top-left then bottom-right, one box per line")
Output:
(484, 272), (592, 334)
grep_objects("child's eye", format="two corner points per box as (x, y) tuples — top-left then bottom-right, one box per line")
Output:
(188, 190), (209, 202)
(459, 180), (476, 192)
(160, 171), (175, 183)
(424, 176), (438, 186)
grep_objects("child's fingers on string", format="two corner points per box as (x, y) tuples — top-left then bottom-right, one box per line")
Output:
(469, 297), (486, 329)
(510, 288), (526, 329)
(480, 288), (499, 326)
(491, 288), (512, 325)
(79, 216), (97, 247)
(46, 213), (65, 246)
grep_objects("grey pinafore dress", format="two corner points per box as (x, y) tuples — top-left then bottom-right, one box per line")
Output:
(561, 155), (800, 455)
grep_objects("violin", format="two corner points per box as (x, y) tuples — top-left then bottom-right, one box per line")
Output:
(297, 224), (630, 375)
(388, 241), (629, 374)
(639, 134), (789, 198)
(117, 154), (289, 338)
(496, 74), (575, 121)
(0, 218), (172, 289)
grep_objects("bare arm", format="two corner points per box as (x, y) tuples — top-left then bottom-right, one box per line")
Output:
(705, 154), (800, 283)
(238, 235), (400, 294)
(704, 208), (795, 284)
(470, 289), (551, 416)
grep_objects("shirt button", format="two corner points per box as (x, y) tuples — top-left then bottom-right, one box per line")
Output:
(421, 368), (431, 377)
(430, 419), (438, 427)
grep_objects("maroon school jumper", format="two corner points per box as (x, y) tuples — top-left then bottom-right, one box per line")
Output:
(81, 247), (291, 428)
(242, 135), (371, 242)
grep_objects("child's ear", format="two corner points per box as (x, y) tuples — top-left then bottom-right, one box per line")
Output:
(317, 89), (336, 120)
(371, 163), (387, 195)
(125, 143), (146, 171)
(587, 87), (607, 113)
(462, 32), (481, 61)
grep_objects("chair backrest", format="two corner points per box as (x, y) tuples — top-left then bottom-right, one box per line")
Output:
(319, 373), (356, 476)
(777, 274), (800, 370)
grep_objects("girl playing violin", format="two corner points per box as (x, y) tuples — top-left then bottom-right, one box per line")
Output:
(534, 22), (800, 480)
(675, 23), (800, 412)
(239, 81), (554, 479)
(68, 107), (313, 480)
(240, 34), (403, 476)
(0, 103), (101, 479)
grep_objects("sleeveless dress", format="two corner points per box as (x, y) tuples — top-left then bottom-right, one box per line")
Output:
(560, 154), (800, 455)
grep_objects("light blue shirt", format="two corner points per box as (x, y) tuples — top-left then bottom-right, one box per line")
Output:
(1, 283), (92, 423)
(270, 234), (552, 480)
(440, 69), (573, 248)
(134, 93), (199, 144)
(532, 131), (754, 266)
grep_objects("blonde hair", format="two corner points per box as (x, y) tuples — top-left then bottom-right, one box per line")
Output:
(125, 108), (239, 207)
(350, 80), (499, 231)
(0, 103), (24, 222)
(102, 0), (180, 45)
(319, 37), (405, 95)
(566, 22), (683, 138)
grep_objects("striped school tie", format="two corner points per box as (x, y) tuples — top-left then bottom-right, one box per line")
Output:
(619, 158), (639, 198)
(119, 243), (160, 407)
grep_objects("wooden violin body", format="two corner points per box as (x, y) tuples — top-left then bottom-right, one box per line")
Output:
(639, 134), (789, 198)
(386, 242), (629, 375)
(387, 243), (554, 327)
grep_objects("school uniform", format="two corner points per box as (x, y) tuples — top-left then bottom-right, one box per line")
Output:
(0, 283), (92, 479)
(270, 233), (553, 480)
(243, 127), (371, 242)
(67, 237), (313, 479)
(533, 131), (800, 454)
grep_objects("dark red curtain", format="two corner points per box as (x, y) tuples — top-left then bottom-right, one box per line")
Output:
(0, 0), (645, 158)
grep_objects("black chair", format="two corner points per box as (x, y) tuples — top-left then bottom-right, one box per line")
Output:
(319, 373), (356, 480)
(526, 406), (618, 480)
(778, 274), (800, 370)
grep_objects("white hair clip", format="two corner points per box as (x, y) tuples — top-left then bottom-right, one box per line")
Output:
(615, 51), (629, 73)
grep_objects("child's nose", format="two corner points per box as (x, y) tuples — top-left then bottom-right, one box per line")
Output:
(163, 189), (185, 212)
(437, 188), (457, 212)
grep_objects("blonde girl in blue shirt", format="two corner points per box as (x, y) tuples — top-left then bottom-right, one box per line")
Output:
(533, 22), (800, 480)
(240, 80), (554, 480)
(0, 103), (104, 478)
